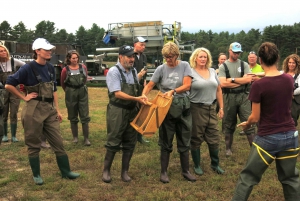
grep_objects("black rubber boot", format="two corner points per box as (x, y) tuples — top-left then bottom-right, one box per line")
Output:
(232, 144), (274, 201)
(102, 150), (116, 183)
(191, 149), (203, 175)
(82, 123), (91, 146)
(160, 151), (170, 183)
(180, 151), (196, 182)
(56, 155), (80, 179)
(11, 123), (18, 142)
(2, 122), (8, 142)
(209, 149), (225, 174)
(71, 123), (78, 143)
(225, 133), (233, 156)
(276, 148), (300, 201)
(121, 151), (133, 182)
(29, 156), (44, 185)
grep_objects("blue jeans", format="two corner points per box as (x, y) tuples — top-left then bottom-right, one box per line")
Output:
(254, 130), (299, 156)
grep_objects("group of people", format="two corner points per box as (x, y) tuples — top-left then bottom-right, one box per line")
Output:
(1, 36), (299, 200)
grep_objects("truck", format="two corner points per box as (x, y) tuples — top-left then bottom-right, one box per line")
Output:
(89, 21), (195, 81)
(0, 40), (87, 85)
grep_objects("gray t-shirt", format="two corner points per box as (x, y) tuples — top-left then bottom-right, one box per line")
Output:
(189, 68), (220, 104)
(151, 61), (192, 97)
(218, 59), (250, 90)
(0, 58), (25, 72)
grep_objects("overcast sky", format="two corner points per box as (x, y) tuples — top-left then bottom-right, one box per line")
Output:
(2, 0), (299, 34)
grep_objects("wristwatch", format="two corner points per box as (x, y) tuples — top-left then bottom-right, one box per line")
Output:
(173, 89), (177, 95)
(231, 78), (235, 83)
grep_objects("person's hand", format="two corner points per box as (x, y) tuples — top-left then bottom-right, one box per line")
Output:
(163, 90), (174, 97)
(245, 74), (255, 83)
(24, 92), (38, 102)
(237, 121), (251, 131)
(218, 109), (224, 119)
(136, 96), (148, 105)
(56, 111), (63, 123)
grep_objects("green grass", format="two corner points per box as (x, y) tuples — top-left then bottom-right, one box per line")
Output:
(0, 87), (299, 201)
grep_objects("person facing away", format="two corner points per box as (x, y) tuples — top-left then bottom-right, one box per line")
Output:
(5, 38), (80, 185)
(232, 42), (300, 201)
(218, 42), (256, 156)
(133, 36), (149, 145)
(142, 41), (196, 183)
(281, 54), (300, 126)
(102, 45), (147, 183)
(60, 50), (91, 146)
(188, 47), (225, 176)
(0, 44), (25, 143)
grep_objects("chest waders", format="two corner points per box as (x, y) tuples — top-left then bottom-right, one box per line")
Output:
(64, 65), (91, 146)
(232, 143), (300, 201)
(103, 65), (141, 183)
(25, 61), (80, 185)
(222, 61), (254, 156)
(1, 58), (21, 143)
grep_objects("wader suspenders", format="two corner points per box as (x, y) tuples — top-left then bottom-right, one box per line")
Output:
(109, 65), (138, 109)
(28, 61), (54, 102)
(65, 64), (85, 88)
(222, 61), (245, 94)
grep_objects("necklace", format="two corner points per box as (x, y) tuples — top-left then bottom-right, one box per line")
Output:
(0, 61), (7, 72)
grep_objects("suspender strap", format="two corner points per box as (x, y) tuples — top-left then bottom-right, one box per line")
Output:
(115, 65), (138, 84)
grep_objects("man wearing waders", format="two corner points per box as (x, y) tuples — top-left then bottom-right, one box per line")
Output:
(218, 42), (255, 156)
(102, 45), (147, 183)
(60, 50), (91, 146)
(5, 38), (80, 185)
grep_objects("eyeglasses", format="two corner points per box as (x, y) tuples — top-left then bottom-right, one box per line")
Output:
(164, 55), (176, 59)
(249, 51), (256, 55)
(231, 51), (240, 55)
(122, 46), (133, 51)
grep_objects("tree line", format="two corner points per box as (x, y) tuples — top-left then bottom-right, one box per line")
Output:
(1, 20), (299, 67)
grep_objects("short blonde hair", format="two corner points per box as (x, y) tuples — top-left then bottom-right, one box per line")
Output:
(189, 47), (212, 69)
(0, 45), (11, 61)
(161, 42), (180, 57)
(282, 54), (300, 74)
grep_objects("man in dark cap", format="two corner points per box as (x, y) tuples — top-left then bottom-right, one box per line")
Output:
(102, 45), (147, 183)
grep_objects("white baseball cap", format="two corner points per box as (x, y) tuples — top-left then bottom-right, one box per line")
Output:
(32, 38), (56, 50)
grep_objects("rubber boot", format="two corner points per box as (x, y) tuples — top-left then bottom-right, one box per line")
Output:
(71, 123), (78, 143)
(40, 134), (50, 149)
(180, 151), (196, 182)
(160, 151), (170, 183)
(225, 133), (233, 156)
(137, 133), (149, 144)
(246, 134), (254, 147)
(232, 143), (275, 201)
(29, 156), (44, 185)
(11, 123), (18, 142)
(121, 151), (133, 182)
(102, 150), (116, 183)
(82, 123), (91, 146)
(2, 123), (8, 142)
(56, 155), (80, 179)
(209, 149), (225, 174)
(276, 148), (300, 201)
(191, 149), (203, 175)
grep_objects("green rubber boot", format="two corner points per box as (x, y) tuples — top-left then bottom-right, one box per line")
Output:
(2, 123), (8, 142)
(56, 155), (80, 179)
(209, 149), (225, 174)
(191, 149), (203, 175)
(11, 123), (19, 142)
(29, 156), (44, 185)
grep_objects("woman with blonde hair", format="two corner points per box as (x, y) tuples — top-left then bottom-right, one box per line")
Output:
(142, 42), (196, 183)
(189, 47), (224, 175)
(282, 54), (300, 126)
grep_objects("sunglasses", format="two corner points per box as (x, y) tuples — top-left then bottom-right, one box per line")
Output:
(231, 51), (241, 55)
(164, 55), (176, 59)
(249, 51), (256, 55)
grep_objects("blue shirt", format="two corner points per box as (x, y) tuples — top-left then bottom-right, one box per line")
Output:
(6, 60), (57, 92)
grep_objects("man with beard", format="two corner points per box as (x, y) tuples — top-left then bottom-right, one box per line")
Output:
(102, 45), (147, 183)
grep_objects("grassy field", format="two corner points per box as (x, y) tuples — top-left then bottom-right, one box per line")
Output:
(0, 87), (299, 201)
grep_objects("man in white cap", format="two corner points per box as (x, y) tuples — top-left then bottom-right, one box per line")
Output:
(218, 42), (255, 156)
(5, 38), (80, 185)
(133, 36), (149, 144)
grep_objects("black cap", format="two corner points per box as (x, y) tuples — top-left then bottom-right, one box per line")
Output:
(119, 45), (136, 56)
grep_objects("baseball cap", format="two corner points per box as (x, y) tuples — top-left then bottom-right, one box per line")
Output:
(229, 42), (243, 53)
(32, 38), (56, 50)
(119, 45), (136, 56)
(133, 36), (148, 43)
